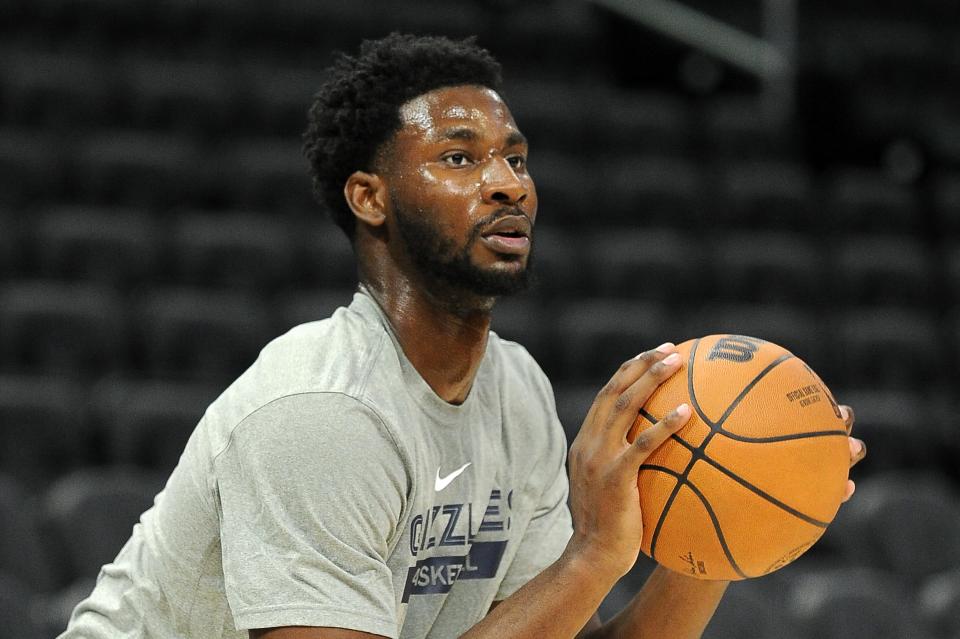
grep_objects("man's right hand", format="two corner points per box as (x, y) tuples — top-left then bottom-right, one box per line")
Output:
(564, 342), (691, 580)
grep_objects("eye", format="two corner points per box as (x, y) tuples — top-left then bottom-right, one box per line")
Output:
(443, 152), (471, 167)
(507, 155), (527, 170)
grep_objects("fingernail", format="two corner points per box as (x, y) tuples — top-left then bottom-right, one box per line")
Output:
(656, 342), (675, 354)
(663, 353), (680, 366)
(676, 403), (690, 418)
(849, 438), (863, 456)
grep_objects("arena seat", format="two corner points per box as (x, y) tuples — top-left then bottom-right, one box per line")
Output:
(42, 468), (165, 586)
(528, 226), (587, 300)
(836, 308), (942, 389)
(293, 220), (358, 290)
(941, 243), (960, 306)
(787, 566), (927, 639)
(0, 474), (57, 593)
(34, 577), (95, 639)
(0, 48), (113, 129)
(75, 130), (204, 207)
(236, 63), (327, 136)
(0, 127), (66, 207)
(0, 573), (44, 639)
(520, 151), (596, 230)
(919, 568), (960, 639)
(171, 210), (297, 293)
(32, 205), (159, 290)
(275, 288), (357, 332)
(0, 207), (19, 278)
(120, 57), (238, 136)
(598, 156), (706, 229)
(701, 96), (799, 161)
(134, 287), (274, 381)
(499, 79), (591, 155)
(89, 379), (219, 472)
(557, 299), (669, 382)
(0, 280), (128, 377)
(489, 297), (557, 379)
(832, 389), (931, 474)
(932, 173), (960, 236)
(823, 472), (960, 582)
(832, 235), (934, 306)
(214, 136), (313, 213)
(708, 232), (824, 306)
(0, 375), (88, 485)
(583, 227), (705, 303)
(596, 91), (694, 157)
(825, 168), (923, 235)
(703, 579), (802, 639)
(712, 160), (814, 231)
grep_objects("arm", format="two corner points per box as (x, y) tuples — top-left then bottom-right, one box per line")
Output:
(249, 362), (867, 639)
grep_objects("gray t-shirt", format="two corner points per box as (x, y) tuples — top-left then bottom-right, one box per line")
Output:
(60, 288), (573, 638)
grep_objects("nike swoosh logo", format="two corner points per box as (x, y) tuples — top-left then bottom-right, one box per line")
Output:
(435, 462), (471, 492)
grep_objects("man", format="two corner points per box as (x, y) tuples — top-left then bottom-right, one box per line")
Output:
(60, 33), (864, 638)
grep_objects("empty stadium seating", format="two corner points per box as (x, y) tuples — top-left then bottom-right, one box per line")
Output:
(0, 0), (956, 635)
(133, 287), (274, 382)
(919, 568), (960, 639)
(42, 468), (165, 587)
(787, 567), (927, 639)
(31, 205), (160, 290)
(0, 280), (128, 377)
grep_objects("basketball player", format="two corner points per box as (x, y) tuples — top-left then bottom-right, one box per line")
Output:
(59, 33), (865, 638)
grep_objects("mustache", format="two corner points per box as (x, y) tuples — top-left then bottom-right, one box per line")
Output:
(473, 207), (534, 233)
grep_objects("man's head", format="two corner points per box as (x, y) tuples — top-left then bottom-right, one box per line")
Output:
(303, 33), (537, 302)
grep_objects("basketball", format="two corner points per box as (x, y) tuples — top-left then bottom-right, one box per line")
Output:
(627, 334), (850, 581)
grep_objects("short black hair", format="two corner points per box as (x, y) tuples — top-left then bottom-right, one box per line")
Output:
(302, 33), (503, 242)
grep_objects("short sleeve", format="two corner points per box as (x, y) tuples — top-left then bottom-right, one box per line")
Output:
(495, 383), (573, 600)
(214, 392), (408, 637)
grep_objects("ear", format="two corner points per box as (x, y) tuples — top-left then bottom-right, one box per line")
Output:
(344, 171), (388, 228)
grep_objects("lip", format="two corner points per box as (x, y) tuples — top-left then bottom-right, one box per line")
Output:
(480, 215), (532, 256)
(481, 215), (532, 239)
(481, 233), (530, 255)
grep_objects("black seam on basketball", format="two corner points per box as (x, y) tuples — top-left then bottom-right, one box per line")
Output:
(717, 428), (849, 443)
(716, 353), (795, 428)
(699, 455), (830, 528)
(640, 465), (749, 579)
(648, 474), (684, 561)
(639, 407), (658, 424)
(687, 338), (715, 428)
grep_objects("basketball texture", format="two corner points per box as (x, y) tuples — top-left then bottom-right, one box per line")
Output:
(627, 335), (850, 581)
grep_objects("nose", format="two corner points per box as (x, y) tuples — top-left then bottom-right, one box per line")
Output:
(480, 157), (527, 206)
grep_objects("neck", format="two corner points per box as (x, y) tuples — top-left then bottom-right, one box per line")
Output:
(360, 265), (493, 406)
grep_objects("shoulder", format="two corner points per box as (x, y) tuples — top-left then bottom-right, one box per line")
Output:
(202, 301), (406, 461)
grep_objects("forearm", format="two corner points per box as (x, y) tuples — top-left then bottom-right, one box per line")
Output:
(462, 549), (619, 639)
(588, 565), (728, 639)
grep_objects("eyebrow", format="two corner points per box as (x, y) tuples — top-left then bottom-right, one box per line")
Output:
(435, 127), (528, 148)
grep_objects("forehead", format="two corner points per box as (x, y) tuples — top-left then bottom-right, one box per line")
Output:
(396, 85), (520, 142)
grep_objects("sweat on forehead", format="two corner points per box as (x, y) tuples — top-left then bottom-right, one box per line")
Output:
(397, 85), (512, 137)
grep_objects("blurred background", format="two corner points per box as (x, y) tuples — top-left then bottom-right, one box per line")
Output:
(0, 0), (958, 637)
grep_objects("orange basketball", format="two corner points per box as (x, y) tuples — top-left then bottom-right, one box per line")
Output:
(627, 334), (850, 581)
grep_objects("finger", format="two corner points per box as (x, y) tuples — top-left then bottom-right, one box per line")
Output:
(842, 479), (856, 503)
(840, 404), (855, 435)
(848, 437), (866, 467)
(588, 343), (676, 430)
(606, 351), (683, 430)
(624, 403), (691, 465)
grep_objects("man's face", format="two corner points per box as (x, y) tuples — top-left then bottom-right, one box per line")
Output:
(382, 84), (537, 299)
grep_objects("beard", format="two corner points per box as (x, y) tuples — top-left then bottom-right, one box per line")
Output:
(392, 199), (534, 299)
